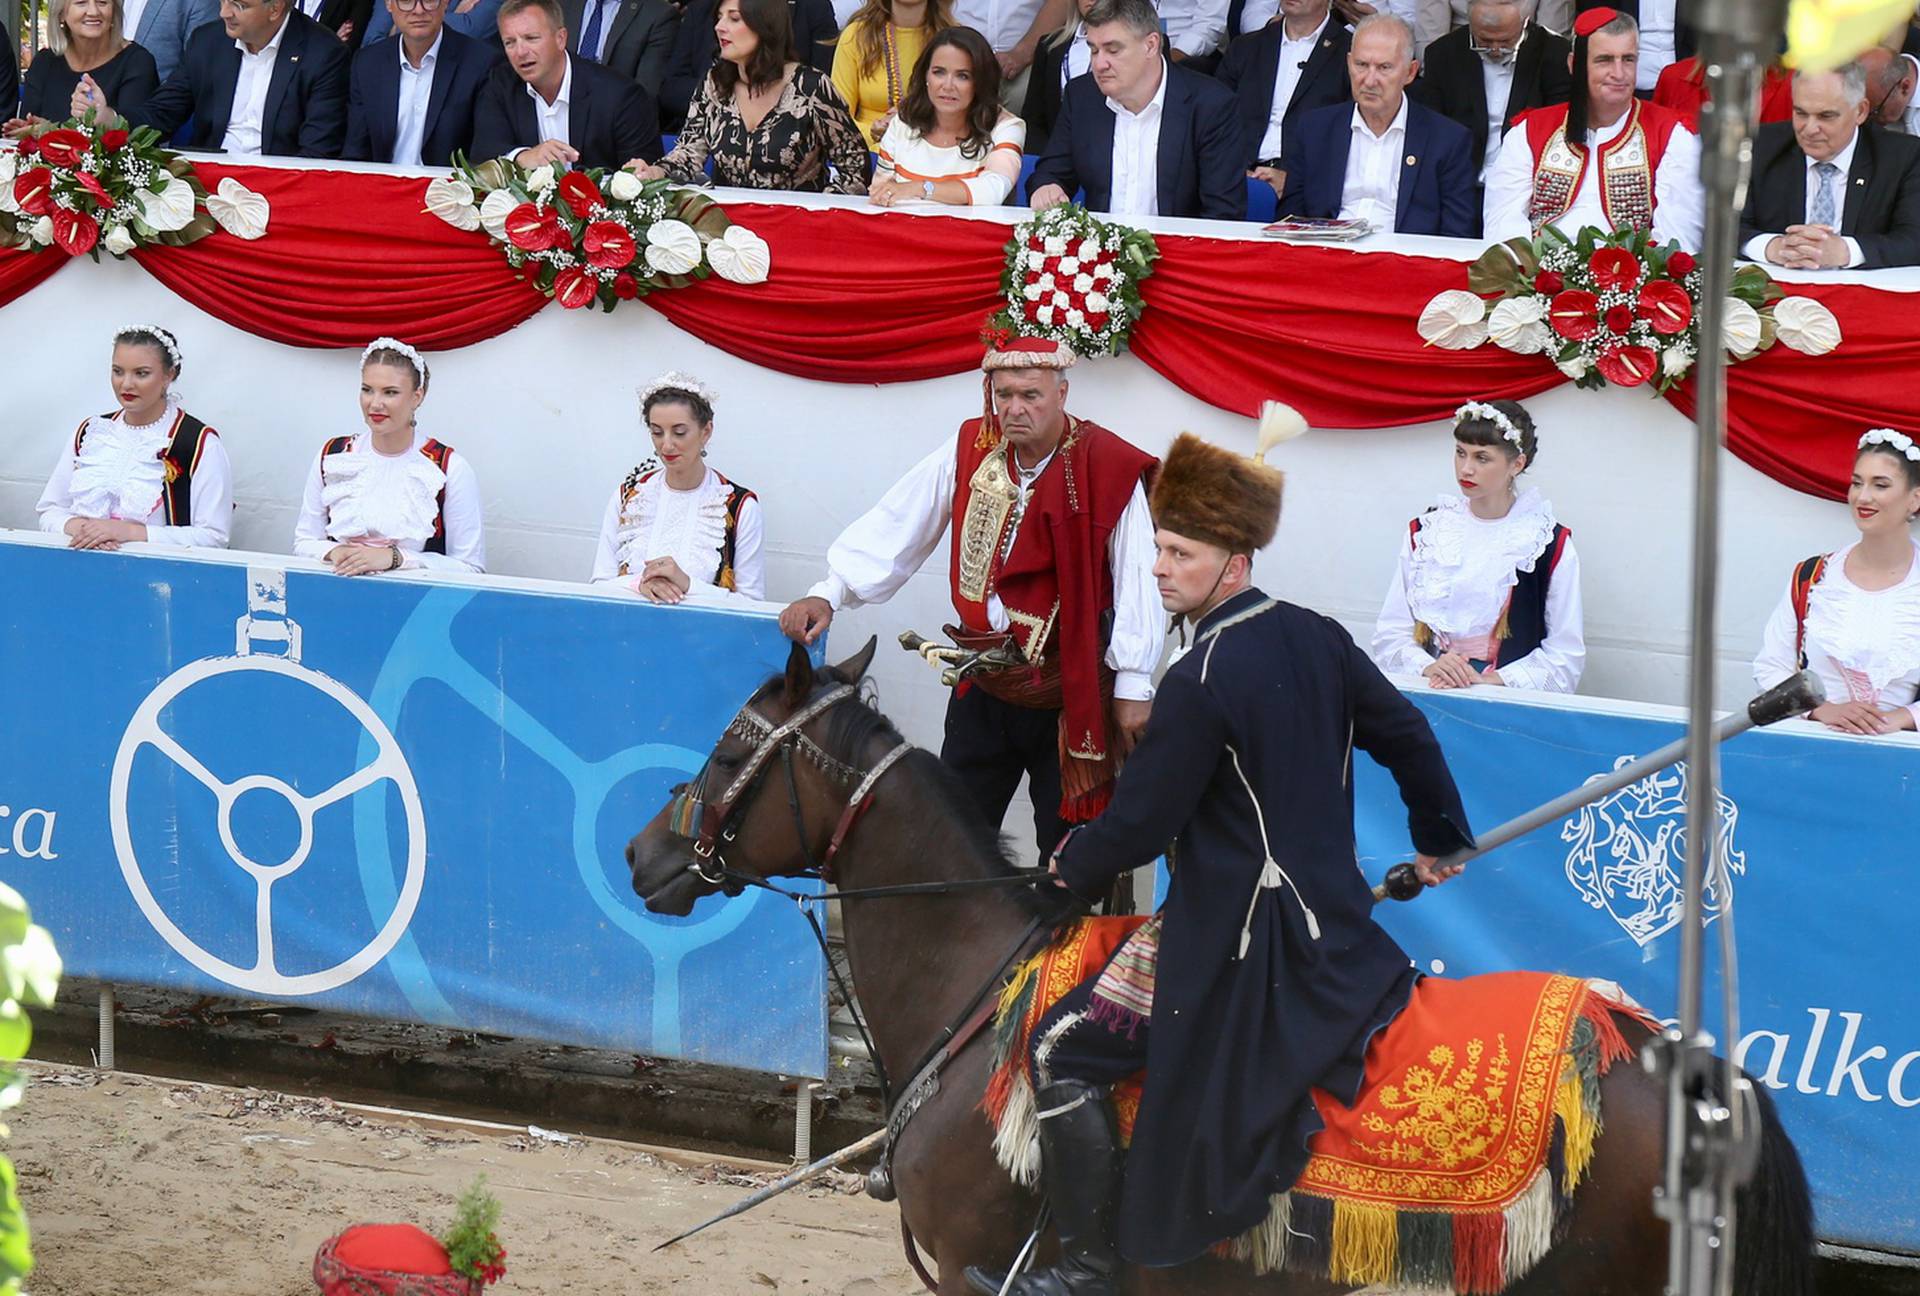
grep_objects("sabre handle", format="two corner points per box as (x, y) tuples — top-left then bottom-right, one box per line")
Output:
(1372, 861), (1425, 903)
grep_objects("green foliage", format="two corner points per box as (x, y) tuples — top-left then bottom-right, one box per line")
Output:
(442, 1176), (507, 1286)
(0, 883), (63, 1296)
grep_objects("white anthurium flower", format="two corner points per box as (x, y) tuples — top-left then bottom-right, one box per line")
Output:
(479, 188), (518, 240)
(137, 174), (196, 233)
(526, 163), (557, 193)
(1723, 298), (1763, 355)
(1486, 296), (1552, 355)
(704, 223), (770, 283)
(1770, 294), (1842, 356)
(1416, 289), (1489, 350)
(424, 176), (480, 230)
(206, 177), (270, 240)
(644, 218), (703, 275)
(607, 169), (644, 202)
(102, 223), (136, 256)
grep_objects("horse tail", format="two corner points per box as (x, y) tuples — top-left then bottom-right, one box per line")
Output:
(1732, 1075), (1817, 1296)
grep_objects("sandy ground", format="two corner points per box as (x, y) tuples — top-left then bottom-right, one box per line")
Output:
(9, 1063), (917, 1296)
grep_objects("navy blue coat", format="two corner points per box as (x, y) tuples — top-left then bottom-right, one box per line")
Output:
(1, 22), (19, 116)
(344, 28), (500, 165)
(1214, 18), (1351, 167)
(1276, 96), (1479, 236)
(1028, 63), (1244, 221)
(132, 10), (350, 157)
(469, 53), (663, 168)
(1058, 588), (1473, 1266)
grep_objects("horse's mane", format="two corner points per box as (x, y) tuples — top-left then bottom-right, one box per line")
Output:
(752, 668), (1079, 924)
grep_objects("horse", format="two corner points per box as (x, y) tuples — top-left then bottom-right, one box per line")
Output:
(626, 640), (1817, 1296)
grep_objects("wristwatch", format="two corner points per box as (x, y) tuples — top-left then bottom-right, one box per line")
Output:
(921, 180), (935, 199)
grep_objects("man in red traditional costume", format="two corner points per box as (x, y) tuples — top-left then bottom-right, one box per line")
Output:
(778, 336), (1160, 858)
(1482, 6), (1704, 249)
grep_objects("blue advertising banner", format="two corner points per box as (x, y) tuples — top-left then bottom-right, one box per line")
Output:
(1353, 688), (1920, 1253)
(0, 538), (829, 1079)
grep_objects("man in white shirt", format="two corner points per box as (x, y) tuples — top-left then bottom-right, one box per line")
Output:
(1216, 0), (1353, 198)
(1628, 0), (1672, 91)
(777, 336), (1161, 859)
(1157, 0), (1230, 66)
(469, 0), (661, 167)
(1411, 0), (1571, 182)
(1862, 46), (1920, 135)
(78, 0), (350, 156)
(1481, 6), (1702, 249)
(1739, 62), (1920, 270)
(952, 0), (1074, 110)
(344, 0), (499, 164)
(1028, 0), (1244, 218)
(1411, 0), (1568, 55)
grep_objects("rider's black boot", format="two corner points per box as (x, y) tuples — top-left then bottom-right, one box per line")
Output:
(962, 1080), (1121, 1296)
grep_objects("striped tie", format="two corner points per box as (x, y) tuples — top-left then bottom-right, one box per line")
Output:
(1810, 161), (1839, 227)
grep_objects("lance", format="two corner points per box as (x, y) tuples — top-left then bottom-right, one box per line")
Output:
(651, 1128), (888, 1252)
(1372, 670), (1823, 904)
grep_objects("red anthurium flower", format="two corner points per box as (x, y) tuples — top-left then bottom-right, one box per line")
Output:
(13, 169), (56, 217)
(1589, 246), (1643, 292)
(557, 171), (604, 219)
(582, 220), (636, 270)
(1636, 279), (1693, 335)
(1548, 289), (1600, 340)
(505, 202), (563, 251)
(1667, 251), (1697, 277)
(612, 272), (640, 300)
(552, 265), (598, 309)
(36, 128), (90, 167)
(1603, 303), (1635, 335)
(100, 128), (130, 152)
(1532, 269), (1564, 294)
(1596, 344), (1658, 387)
(74, 169), (114, 209)
(51, 207), (100, 256)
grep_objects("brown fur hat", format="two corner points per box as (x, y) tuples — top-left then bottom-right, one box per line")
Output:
(1149, 403), (1307, 555)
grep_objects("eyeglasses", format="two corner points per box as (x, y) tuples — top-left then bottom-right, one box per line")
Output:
(1469, 28), (1525, 64)
(393, 0), (446, 11)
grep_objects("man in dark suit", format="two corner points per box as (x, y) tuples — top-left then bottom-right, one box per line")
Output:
(78, 0), (350, 157)
(2, 23), (17, 116)
(1414, 0), (1569, 178)
(292, 0), (376, 50)
(1216, 0), (1351, 199)
(1029, 0), (1243, 219)
(1740, 62), (1920, 270)
(563, 0), (678, 100)
(1279, 14), (1478, 234)
(660, 0), (835, 128)
(346, 0), (501, 164)
(470, 0), (661, 167)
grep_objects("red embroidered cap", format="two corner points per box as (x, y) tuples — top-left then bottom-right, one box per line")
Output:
(981, 335), (1077, 372)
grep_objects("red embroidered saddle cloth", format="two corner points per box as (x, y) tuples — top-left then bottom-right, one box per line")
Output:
(984, 918), (1651, 1295)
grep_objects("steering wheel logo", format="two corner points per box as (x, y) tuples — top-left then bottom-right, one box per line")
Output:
(109, 571), (427, 996)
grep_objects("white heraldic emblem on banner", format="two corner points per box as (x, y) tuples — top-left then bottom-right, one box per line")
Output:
(1560, 757), (1745, 947)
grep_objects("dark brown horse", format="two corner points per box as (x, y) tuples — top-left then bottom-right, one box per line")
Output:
(626, 641), (1817, 1296)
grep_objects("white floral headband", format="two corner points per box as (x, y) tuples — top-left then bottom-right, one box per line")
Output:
(1454, 401), (1526, 448)
(114, 324), (182, 371)
(362, 336), (428, 383)
(638, 371), (718, 412)
(1860, 428), (1920, 463)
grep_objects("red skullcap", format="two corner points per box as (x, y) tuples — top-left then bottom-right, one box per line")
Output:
(1574, 7), (1622, 37)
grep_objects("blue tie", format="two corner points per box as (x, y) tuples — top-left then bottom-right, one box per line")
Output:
(578, 0), (608, 59)
(1810, 161), (1839, 227)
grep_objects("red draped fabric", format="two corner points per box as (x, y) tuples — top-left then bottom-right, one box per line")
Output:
(1, 160), (1912, 500)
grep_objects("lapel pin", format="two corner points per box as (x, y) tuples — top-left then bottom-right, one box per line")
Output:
(1406, 153), (1417, 165)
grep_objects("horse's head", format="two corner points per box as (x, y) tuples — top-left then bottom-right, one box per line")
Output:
(627, 635), (882, 916)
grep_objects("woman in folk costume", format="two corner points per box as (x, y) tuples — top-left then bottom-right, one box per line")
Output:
(38, 325), (231, 550)
(965, 408), (1473, 1296)
(1754, 429), (1920, 735)
(292, 338), (486, 576)
(589, 372), (765, 603)
(1482, 6), (1704, 249)
(1371, 400), (1585, 693)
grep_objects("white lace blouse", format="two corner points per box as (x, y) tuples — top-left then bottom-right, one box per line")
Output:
(1753, 541), (1920, 726)
(1371, 488), (1586, 693)
(36, 398), (232, 548)
(292, 431), (486, 573)
(590, 465), (765, 601)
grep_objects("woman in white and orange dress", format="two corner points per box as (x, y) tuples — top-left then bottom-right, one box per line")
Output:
(38, 325), (231, 550)
(292, 338), (486, 576)
(1754, 428), (1920, 735)
(867, 26), (1026, 209)
(590, 372), (765, 603)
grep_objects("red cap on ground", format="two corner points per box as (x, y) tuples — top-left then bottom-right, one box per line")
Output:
(314, 1224), (470, 1295)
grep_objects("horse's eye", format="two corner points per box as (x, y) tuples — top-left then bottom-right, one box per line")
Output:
(714, 753), (744, 772)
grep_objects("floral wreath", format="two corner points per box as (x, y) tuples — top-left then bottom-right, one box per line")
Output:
(988, 203), (1159, 359)
(1455, 401), (1526, 448)
(363, 336), (429, 383)
(638, 370), (719, 411)
(1860, 428), (1920, 462)
(114, 323), (182, 370)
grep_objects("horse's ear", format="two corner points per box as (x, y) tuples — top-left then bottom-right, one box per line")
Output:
(830, 636), (879, 685)
(782, 640), (816, 710)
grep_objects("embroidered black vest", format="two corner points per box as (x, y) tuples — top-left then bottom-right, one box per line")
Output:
(1408, 516), (1573, 667)
(321, 435), (457, 555)
(74, 408), (217, 525)
(615, 466), (757, 590)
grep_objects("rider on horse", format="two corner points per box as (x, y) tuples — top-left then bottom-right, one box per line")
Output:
(966, 425), (1478, 1296)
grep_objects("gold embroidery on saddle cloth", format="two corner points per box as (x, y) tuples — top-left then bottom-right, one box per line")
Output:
(1527, 118), (1653, 235)
(1353, 1035), (1512, 1169)
(1295, 974), (1583, 1209)
(958, 443), (1020, 604)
